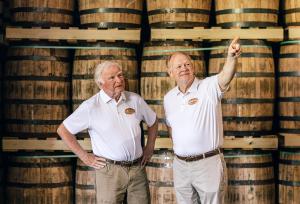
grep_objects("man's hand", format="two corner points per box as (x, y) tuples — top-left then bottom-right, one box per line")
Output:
(228, 37), (241, 59)
(141, 145), (154, 167)
(81, 153), (106, 169)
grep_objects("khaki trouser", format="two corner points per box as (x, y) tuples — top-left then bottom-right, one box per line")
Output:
(95, 163), (150, 204)
(173, 154), (227, 204)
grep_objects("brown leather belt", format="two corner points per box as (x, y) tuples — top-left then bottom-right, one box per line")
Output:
(176, 148), (223, 162)
(105, 157), (142, 167)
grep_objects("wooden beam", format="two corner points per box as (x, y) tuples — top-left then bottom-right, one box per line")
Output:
(151, 27), (283, 41)
(279, 133), (300, 147)
(3, 136), (278, 151)
(149, 136), (278, 149)
(288, 27), (300, 40)
(223, 136), (278, 149)
(6, 27), (141, 42)
(3, 138), (92, 151)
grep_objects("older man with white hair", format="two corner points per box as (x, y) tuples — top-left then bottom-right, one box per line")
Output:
(57, 61), (158, 204)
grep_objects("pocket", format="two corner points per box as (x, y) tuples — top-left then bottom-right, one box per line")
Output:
(96, 163), (113, 177)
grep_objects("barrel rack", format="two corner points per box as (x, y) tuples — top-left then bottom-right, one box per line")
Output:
(4, 26), (299, 151)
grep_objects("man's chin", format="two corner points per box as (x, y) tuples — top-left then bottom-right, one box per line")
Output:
(115, 88), (124, 94)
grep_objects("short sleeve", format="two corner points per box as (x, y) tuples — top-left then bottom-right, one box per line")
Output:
(63, 102), (90, 135)
(137, 97), (156, 127)
(163, 98), (171, 127)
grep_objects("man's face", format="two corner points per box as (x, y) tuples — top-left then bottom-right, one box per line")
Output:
(168, 53), (195, 84)
(100, 65), (125, 97)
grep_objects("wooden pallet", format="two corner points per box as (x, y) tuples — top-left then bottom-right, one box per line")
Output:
(3, 138), (91, 152)
(146, 136), (278, 149)
(151, 27), (284, 41)
(279, 133), (300, 147)
(3, 135), (278, 151)
(5, 27), (141, 43)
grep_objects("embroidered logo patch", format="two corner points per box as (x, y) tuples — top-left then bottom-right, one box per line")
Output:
(188, 98), (199, 105)
(125, 108), (135, 114)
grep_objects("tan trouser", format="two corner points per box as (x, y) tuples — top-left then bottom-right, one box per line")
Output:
(173, 154), (227, 204)
(95, 163), (150, 204)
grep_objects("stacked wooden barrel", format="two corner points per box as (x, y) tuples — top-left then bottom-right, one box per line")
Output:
(215, 0), (279, 28)
(146, 150), (176, 204)
(78, 0), (143, 29)
(209, 40), (275, 137)
(6, 156), (73, 204)
(10, 0), (74, 27)
(76, 159), (96, 204)
(225, 150), (275, 204)
(278, 41), (300, 203)
(278, 149), (300, 204)
(279, 41), (300, 136)
(284, 0), (300, 26)
(3, 45), (71, 138)
(147, 0), (211, 28)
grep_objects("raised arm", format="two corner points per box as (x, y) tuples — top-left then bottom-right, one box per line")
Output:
(57, 124), (106, 169)
(218, 37), (241, 90)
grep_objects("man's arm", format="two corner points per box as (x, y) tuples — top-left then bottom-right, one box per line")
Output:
(141, 118), (158, 166)
(218, 37), (241, 90)
(57, 124), (106, 169)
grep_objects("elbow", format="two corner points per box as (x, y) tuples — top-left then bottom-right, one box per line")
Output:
(57, 124), (64, 137)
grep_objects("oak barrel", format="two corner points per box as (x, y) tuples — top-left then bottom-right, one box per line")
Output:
(147, 0), (211, 28)
(146, 150), (176, 204)
(4, 45), (71, 138)
(279, 41), (300, 136)
(215, 0), (279, 28)
(141, 41), (206, 138)
(76, 159), (96, 204)
(284, 0), (300, 26)
(78, 0), (143, 28)
(278, 148), (300, 204)
(209, 40), (275, 137)
(279, 149), (300, 204)
(224, 150), (275, 204)
(11, 0), (74, 27)
(5, 156), (73, 204)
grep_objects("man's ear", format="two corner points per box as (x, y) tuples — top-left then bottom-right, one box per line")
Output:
(168, 69), (173, 77)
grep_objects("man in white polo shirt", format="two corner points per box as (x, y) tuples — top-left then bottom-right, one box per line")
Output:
(57, 61), (158, 204)
(164, 38), (241, 204)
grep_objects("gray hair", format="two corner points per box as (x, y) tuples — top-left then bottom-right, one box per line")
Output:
(94, 61), (122, 87)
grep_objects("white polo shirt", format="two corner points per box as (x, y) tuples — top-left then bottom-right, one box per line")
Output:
(63, 90), (156, 161)
(164, 75), (224, 156)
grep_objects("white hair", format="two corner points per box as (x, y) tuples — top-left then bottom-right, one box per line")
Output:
(94, 61), (122, 87)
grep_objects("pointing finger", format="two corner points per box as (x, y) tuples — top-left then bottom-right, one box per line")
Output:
(230, 37), (240, 47)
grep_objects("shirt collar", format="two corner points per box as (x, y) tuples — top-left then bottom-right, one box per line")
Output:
(100, 90), (126, 104)
(175, 77), (200, 95)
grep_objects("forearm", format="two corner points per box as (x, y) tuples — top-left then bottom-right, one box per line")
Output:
(57, 124), (89, 160)
(218, 56), (237, 89)
(145, 118), (158, 148)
